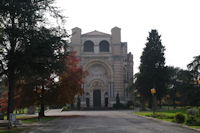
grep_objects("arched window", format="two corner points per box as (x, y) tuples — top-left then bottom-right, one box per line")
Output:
(99, 40), (109, 52)
(84, 40), (94, 52)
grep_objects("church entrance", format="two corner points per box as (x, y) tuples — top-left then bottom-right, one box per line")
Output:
(93, 90), (101, 108)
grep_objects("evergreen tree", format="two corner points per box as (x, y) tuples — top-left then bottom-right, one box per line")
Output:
(164, 66), (200, 107)
(137, 29), (167, 108)
(187, 55), (200, 105)
(165, 66), (180, 109)
(22, 27), (68, 117)
(176, 69), (200, 106)
(187, 55), (200, 79)
(0, 0), (67, 119)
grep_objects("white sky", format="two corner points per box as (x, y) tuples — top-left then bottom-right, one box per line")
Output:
(55, 0), (200, 73)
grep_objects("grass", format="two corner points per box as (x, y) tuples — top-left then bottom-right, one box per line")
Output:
(159, 109), (186, 114)
(135, 107), (200, 129)
(191, 126), (200, 129)
(19, 116), (59, 124)
(135, 107), (187, 117)
(135, 112), (175, 122)
(0, 116), (59, 133)
(3, 114), (35, 120)
(0, 127), (29, 133)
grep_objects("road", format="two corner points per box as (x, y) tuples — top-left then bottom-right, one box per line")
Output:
(25, 110), (199, 133)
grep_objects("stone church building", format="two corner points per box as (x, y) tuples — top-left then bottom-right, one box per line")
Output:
(69, 27), (133, 108)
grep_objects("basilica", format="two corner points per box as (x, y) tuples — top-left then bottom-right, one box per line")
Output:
(69, 27), (133, 108)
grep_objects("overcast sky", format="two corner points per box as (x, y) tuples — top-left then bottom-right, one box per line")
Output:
(55, 0), (200, 73)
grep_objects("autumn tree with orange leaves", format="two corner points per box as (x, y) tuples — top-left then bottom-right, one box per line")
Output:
(0, 52), (87, 115)
(0, 91), (7, 113)
(46, 52), (87, 105)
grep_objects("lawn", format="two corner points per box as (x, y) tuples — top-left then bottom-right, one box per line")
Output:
(3, 115), (29, 120)
(158, 108), (186, 114)
(0, 127), (29, 133)
(0, 116), (59, 133)
(135, 108), (200, 129)
(135, 111), (175, 122)
(20, 116), (59, 124)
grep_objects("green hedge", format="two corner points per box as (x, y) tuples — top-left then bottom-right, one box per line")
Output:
(174, 112), (185, 123)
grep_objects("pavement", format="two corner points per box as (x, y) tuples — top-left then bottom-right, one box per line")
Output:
(24, 110), (200, 133)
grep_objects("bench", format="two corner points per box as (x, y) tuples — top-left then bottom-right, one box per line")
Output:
(0, 120), (21, 127)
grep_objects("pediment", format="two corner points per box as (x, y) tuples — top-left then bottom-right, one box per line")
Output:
(82, 30), (111, 37)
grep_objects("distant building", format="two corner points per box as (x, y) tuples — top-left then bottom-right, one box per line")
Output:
(69, 27), (133, 108)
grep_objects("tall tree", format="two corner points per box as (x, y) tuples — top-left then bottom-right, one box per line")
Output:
(137, 29), (167, 108)
(186, 55), (200, 105)
(21, 27), (68, 117)
(164, 66), (200, 107)
(0, 52), (87, 115)
(165, 66), (181, 109)
(47, 52), (87, 105)
(0, 0), (67, 119)
(176, 69), (200, 106)
(187, 55), (200, 79)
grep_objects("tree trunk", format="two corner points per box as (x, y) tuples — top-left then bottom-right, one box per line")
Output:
(7, 68), (14, 120)
(39, 85), (45, 117)
(159, 97), (162, 109)
(173, 98), (176, 109)
(140, 98), (146, 111)
(7, 13), (16, 121)
(152, 95), (157, 116)
(173, 90), (176, 109)
(148, 96), (152, 109)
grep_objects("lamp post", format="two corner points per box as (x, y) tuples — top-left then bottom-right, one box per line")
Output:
(137, 93), (141, 111)
(151, 88), (156, 116)
(132, 89), (137, 110)
(35, 86), (42, 120)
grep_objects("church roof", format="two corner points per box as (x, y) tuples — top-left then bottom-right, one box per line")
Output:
(82, 30), (111, 37)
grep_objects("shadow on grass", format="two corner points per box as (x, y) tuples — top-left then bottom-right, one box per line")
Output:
(0, 127), (30, 133)
(18, 115), (85, 124)
(18, 116), (59, 124)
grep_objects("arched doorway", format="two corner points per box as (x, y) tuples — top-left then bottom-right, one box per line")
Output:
(83, 59), (113, 108)
(90, 80), (104, 108)
(93, 90), (101, 107)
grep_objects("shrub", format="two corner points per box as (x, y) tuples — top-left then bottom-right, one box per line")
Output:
(126, 101), (134, 108)
(187, 108), (198, 117)
(196, 118), (200, 125)
(186, 116), (200, 126)
(198, 107), (200, 116)
(129, 105), (134, 110)
(147, 113), (174, 119)
(174, 112), (185, 123)
(61, 106), (69, 111)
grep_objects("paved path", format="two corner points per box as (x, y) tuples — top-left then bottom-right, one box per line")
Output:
(25, 110), (200, 133)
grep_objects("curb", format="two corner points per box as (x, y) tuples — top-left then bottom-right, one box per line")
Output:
(134, 113), (200, 132)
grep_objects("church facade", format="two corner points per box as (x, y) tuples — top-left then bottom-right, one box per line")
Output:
(69, 27), (133, 108)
